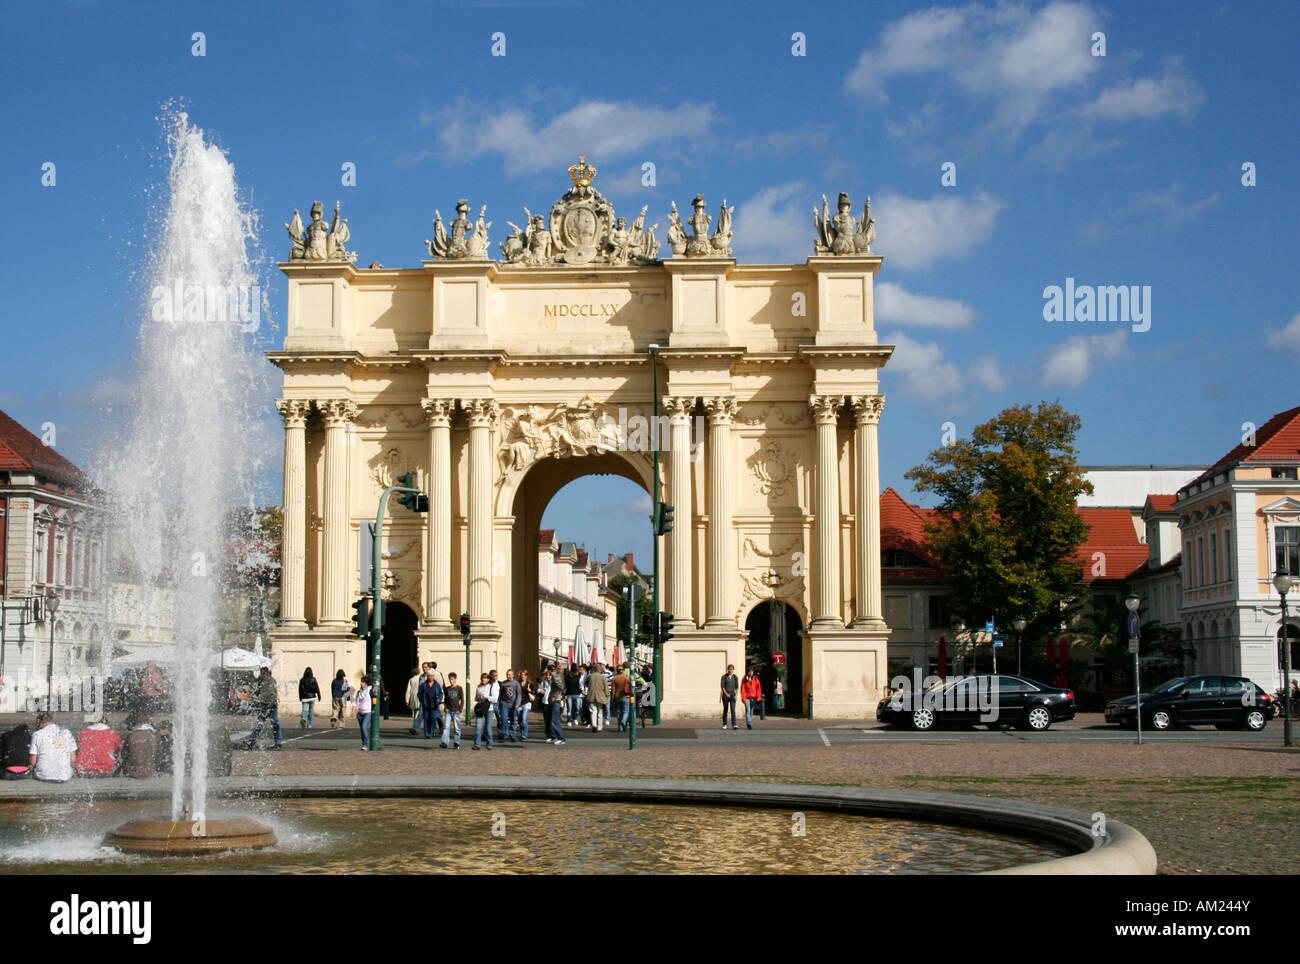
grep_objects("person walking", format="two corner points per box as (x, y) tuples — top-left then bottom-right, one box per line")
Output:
(565, 664), (583, 728)
(245, 666), (283, 750)
(544, 669), (567, 744)
(740, 666), (763, 729)
(601, 662), (614, 726)
(330, 670), (350, 728)
(720, 665), (740, 730)
(586, 662), (609, 731)
(354, 675), (374, 750)
(298, 667), (321, 729)
(418, 668), (443, 740)
(774, 677), (785, 711)
(498, 669), (521, 742)
(517, 670), (536, 741)
(405, 665), (425, 736)
(610, 664), (632, 732)
(473, 672), (499, 750)
(440, 672), (464, 749)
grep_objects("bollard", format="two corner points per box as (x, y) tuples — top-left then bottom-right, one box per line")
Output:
(806, 692), (813, 720)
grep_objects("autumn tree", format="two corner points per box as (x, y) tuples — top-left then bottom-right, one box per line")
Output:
(904, 402), (1094, 635)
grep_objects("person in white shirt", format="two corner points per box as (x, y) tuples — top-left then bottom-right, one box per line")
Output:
(354, 676), (375, 750)
(473, 673), (499, 749)
(29, 713), (77, 783)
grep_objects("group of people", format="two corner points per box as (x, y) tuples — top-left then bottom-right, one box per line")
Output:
(1, 709), (175, 782)
(720, 664), (767, 729)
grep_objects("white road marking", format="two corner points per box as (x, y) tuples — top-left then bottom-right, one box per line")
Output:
(817, 728), (831, 747)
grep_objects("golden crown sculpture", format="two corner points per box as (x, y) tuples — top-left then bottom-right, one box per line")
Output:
(568, 155), (596, 189)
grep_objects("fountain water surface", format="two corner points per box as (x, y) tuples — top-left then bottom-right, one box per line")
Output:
(96, 111), (274, 852)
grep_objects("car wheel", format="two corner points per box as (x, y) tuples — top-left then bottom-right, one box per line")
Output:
(1025, 705), (1052, 731)
(1243, 710), (1267, 732)
(1149, 709), (1172, 730)
(911, 707), (936, 731)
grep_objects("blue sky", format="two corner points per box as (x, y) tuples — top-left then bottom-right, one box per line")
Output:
(2, 0), (1297, 568)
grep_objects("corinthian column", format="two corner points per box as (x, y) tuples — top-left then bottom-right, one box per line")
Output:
(809, 394), (843, 628)
(464, 398), (500, 624)
(851, 395), (885, 627)
(318, 398), (357, 626)
(422, 398), (454, 625)
(704, 396), (737, 627)
(276, 399), (311, 627)
(664, 396), (695, 625)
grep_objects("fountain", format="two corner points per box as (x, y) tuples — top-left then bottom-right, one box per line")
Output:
(95, 111), (275, 854)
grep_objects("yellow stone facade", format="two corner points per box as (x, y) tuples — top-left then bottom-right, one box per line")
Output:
(268, 183), (893, 718)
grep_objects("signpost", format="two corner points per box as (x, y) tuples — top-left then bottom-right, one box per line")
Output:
(1125, 597), (1142, 746)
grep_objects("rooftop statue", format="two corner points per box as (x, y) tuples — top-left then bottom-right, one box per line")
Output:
(286, 200), (356, 262)
(428, 199), (491, 260)
(668, 195), (734, 257)
(814, 192), (875, 256)
(501, 157), (659, 267)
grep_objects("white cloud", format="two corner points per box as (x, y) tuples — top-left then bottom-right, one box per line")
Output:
(1266, 312), (1300, 351)
(882, 330), (1005, 401)
(876, 281), (976, 329)
(874, 190), (1006, 270)
(434, 99), (718, 176)
(1040, 330), (1128, 388)
(732, 182), (812, 264)
(1085, 56), (1203, 120)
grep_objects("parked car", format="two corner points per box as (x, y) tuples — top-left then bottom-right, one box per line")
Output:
(1105, 675), (1276, 731)
(877, 674), (1075, 731)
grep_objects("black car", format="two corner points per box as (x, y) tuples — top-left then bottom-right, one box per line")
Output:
(877, 674), (1075, 731)
(1105, 675), (1277, 731)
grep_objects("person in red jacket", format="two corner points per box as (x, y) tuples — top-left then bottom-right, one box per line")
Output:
(75, 714), (123, 776)
(740, 666), (763, 730)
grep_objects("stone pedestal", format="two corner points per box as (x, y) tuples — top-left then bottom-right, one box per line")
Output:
(803, 627), (891, 719)
(657, 627), (746, 719)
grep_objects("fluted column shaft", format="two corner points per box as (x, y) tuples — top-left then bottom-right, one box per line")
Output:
(810, 395), (843, 628)
(465, 398), (499, 623)
(276, 400), (311, 626)
(665, 396), (695, 624)
(705, 396), (737, 626)
(852, 395), (885, 626)
(319, 399), (357, 625)
(422, 399), (454, 624)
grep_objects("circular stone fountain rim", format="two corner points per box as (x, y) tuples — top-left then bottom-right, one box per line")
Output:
(0, 775), (1156, 875)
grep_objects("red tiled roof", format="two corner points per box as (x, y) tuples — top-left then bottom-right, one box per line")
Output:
(1075, 507), (1147, 583)
(1182, 404), (1300, 492)
(880, 487), (938, 564)
(538, 529), (555, 545)
(1146, 494), (1177, 513)
(0, 410), (86, 488)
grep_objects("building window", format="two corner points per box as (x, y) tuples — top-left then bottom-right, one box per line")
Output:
(1183, 542), (1192, 589)
(1276, 526), (1300, 577)
(1196, 536), (1205, 586)
(1271, 468), (1298, 480)
(1209, 533), (1218, 585)
(883, 549), (927, 568)
(927, 595), (951, 629)
(55, 533), (67, 587)
(33, 529), (48, 587)
(1224, 529), (1232, 581)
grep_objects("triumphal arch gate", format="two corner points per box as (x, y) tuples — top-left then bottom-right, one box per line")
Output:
(270, 160), (892, 717)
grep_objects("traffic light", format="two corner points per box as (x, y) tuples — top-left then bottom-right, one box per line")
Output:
(350, 596), (371, 639)
(459, 612), (471, 636)
(658, 611), (675, 646)
(640, 612), (656, 638)
(655, 501), (674, 536)
(394, 471), (428, 512)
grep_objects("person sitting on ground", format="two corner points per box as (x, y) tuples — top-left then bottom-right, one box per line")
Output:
(29, 712), (77, 783)
(1, 722), (33, 779)
(123, 712), (160, 779)
(75, 713), (123, 777)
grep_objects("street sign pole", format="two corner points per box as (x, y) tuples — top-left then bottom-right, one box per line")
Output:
(649, 343), (662, 727)
(1128, 609), (1142, 747)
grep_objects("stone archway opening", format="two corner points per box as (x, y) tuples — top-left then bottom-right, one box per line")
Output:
(744, 600), (805, 716)
(376, 601), (418, 719)
(510, 451), (651, 676)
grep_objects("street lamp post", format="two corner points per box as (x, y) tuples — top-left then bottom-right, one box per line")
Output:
(45, 590), (60, 711)
(1272, 573), (1294, 748)
(950, 616), (964, 676)
(1013, 616), (1027, 676)
(1125, 591), (1141, 746)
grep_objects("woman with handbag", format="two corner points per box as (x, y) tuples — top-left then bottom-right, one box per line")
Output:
(517, 670), (537, 741)
(473, 672), (498, 750)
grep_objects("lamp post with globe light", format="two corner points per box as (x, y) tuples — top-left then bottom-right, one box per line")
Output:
(1273, 573), (1294, 748)
(1125, 591), (1141, 746)
(44, 590), (60, 711)
(1013, 615), (1027, 676)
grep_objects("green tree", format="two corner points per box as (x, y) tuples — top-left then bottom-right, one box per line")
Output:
(608, 572), (655, 651)
(904, 402), (1094, 636)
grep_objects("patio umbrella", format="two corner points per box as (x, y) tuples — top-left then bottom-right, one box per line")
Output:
(936, 636), (948, 680)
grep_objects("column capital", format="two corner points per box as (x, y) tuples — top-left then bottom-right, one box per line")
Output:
(275, 398), (311, 427)
(462, 397), (500, 428)
(662, 395), (696, 420)
(809, 394), (843, 425)
(316, 398), (358, 426)
(850, 394), (885, 425)
(703, 395), (737, 424)
(421, 397), (455, 427)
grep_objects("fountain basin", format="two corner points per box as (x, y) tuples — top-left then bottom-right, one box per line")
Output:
(104, 816), (276, 855)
